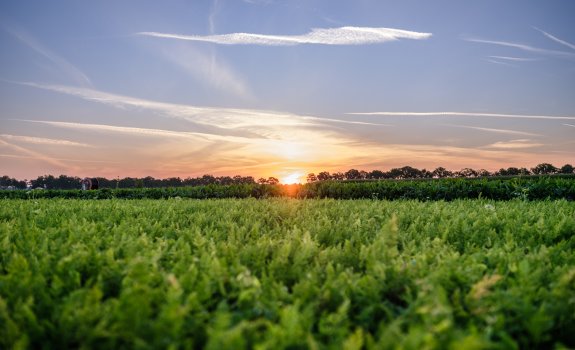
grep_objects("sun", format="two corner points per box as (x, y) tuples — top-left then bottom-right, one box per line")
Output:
(281, 172), (303, 184)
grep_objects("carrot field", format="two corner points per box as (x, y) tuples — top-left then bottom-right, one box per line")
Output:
(1, 198), (574, 349)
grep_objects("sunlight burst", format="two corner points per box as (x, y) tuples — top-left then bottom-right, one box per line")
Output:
(281, 172), (303, 184)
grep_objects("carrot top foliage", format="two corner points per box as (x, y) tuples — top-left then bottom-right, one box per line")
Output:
(1, 198), (574, 349)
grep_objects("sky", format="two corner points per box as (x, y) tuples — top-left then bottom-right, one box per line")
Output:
(1, 0), (574, 183)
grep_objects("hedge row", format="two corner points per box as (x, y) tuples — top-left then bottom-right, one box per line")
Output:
(2, 176), (574, 201)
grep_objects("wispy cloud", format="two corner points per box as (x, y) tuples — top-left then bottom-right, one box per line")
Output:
(135, 1), (252, 99)
(465, 37), (575, 58)
(3, 25), (92, 86)
(0, 134), (92, 147)
(137, 26), (432, 46)
(20, 82), (387, 139)
(0, 153), (118, 164)
(323, 142), (556, 173)
(158, 45), (253, 99)
(20, 82), (308, 133)
(347, 111), (575, 120)
(485, 58), (517, 67)
(243, 0), (274, 4)
(15, 83), (385, 175)
(484, 139), (543, 149)
(15, 119), (352, 177)
(209, 0), (220, 34)
(488, 56), (538, 62)
(18, 120), (258, 144)
(0, 138), (72, 170)
(533, 27), (575, 51)
(13, 82), (566, 178)
(443, 124), (541, 137)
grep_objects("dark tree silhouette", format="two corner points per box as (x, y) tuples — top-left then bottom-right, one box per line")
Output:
(368, 170), (387, 179)
(344, 169), (361, 180)
(267, 177), (279, 185)
(332, 172), (345, 181)
(531, 163), (558, 175)
(306, 173), (317, 183)
(432, 167), (452, 178)
(456, 168), (478, 178)
(560, 164), (574, 174)
(477, 169), (491, 177)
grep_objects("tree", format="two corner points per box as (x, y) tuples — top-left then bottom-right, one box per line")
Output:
(387, 168), (403, 179)
(477, 169), (491, 177)
(218, 176), (234, 185)
(242, 176), (256, 184)
(317, 171), (331, 181)
(306, 173), (317, 183)
(432, 167), (452, 178)
(31, 175), (56, 189)
(332, 172), (345, 181)
(344, 169), (361, 180)
(518, 168), (530, 176)
(456, 168), (478, 178)
(117, 177), (134, 188)
(0, 176), (25, 189)
(559, 164), (574, 174)
(399, 166), (423, 179)
(387, 166), (422, 179)
(257, 178), (268, 184)
(531, 163), (558, 175)
(199, 175), (216, 185)
(266, 177), (278, 185)
(368, 170), (386, 179)
(420, 169), (433, 178)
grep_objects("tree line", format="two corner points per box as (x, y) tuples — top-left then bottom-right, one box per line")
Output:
(306, 163), (574, 182)
(0, 174), (259, 190)
(0, 163), (573, 190)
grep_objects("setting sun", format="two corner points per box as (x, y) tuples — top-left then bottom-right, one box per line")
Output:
(281, 172), (303, 184)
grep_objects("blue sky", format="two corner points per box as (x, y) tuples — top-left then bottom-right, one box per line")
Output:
(1, 0), (574, 181)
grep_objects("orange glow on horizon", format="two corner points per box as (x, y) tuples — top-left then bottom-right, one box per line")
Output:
(280, 172), (304, 184)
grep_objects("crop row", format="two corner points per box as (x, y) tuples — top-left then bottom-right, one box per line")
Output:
(1, 176), (574, 200)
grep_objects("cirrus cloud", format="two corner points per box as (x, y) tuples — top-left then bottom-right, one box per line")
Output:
(0, 134), (92, 147)
(484, 139), (544, 149)
(347, 111), (575, 120)
(137, 26), (432, 46)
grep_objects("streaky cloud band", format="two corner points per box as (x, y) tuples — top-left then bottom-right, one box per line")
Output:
(137, 26), (432, 46)
(0, 134), (92, 147)
(19, 82), (389, 131)
(533, 27), (575, 51)
(484, 139), (544, 149)
(347, 111), (575, 120)
(465, 37), (575, 58)
(488, 56), (537, 62)
(442, 124), (541, 137)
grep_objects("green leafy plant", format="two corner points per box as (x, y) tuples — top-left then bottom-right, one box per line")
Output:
(0, 198), (574, 348)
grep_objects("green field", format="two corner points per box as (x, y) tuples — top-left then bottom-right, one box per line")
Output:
(1, 199), (574, 349)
